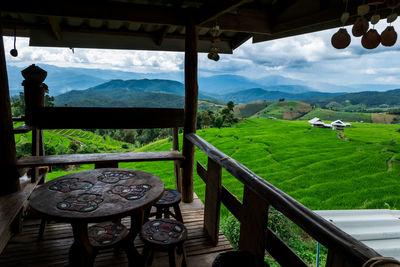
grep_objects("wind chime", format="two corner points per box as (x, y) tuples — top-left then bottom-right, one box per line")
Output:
(331, 0), (400, 49)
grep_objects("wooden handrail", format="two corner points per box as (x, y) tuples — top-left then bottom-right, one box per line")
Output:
(26, 107), (184, 129)
(186, 133), (380, 266)
(16, 150), (184, 168)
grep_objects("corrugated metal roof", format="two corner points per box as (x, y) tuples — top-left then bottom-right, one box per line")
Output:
(314, 209), (400, 260)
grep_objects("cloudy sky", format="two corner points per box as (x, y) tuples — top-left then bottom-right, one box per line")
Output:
(4, 19), (400, 90)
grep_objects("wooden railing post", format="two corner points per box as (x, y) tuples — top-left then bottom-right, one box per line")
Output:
(0, 32), (20, 195)
(172, 127), (182, 192)
(181, 17), (198, 203)
(22, 64), (47, 183)
(203, 157), (222, 246)
(239, 185), (269, 260)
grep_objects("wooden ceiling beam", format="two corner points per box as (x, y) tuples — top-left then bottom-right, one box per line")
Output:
(0, 18), (234, 43)
(154, 26), (171, 46)
(202, 9), (272, 34)
(196, 0), (250, 26)
(47, 16), (62, 40)
(1, 0), (186, 26)
(254, 4), (391, 43)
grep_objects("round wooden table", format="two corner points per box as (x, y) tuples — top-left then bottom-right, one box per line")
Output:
(29, 168), (164, 267)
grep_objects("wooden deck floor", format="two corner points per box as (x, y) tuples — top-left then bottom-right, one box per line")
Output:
(0, 194), (232, 266)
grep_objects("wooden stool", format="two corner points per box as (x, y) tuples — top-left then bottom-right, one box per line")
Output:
(141, 219), (188, 267)
(85, 221), (137, 265)
(150, 188), (183, 222)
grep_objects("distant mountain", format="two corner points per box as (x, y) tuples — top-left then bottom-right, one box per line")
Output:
(6, 64), (184, 96)
(198, 74), (261, 94)
(89, 79), (185, 96)
(218, 88), (339, 103)
(312, 89), (400, 107)
(55, 79), (216, 108)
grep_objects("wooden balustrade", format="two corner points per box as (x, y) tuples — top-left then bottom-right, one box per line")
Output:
(186, 133), (381, 267)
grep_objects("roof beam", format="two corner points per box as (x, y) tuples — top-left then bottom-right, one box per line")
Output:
(202, 9), (272, 34)
(196, 0), (250, 26)
(253, 4), (391, 43)
(47, 16), (62, 40)
(1, 0), (186, 26)
(154, 26), (170, 46)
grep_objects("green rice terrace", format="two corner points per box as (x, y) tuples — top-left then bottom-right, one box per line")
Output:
(17, 118), (400, 265)
(39, 118), (400, 210)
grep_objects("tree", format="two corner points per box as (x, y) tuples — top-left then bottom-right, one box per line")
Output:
(227, 101), (234, 111)
(326, 101), (343, 111)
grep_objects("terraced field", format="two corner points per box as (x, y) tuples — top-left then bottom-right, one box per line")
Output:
(253, 101), (312, 120)
(14, 125), (134, 159)
(47, 119), (400, 212)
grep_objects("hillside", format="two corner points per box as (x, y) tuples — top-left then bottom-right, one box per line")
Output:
(312, 89), (400, 107)
(300, 108), (400, 124)
(218, 88), (336, 103)
(252, 101), (312, 120)
(47, 119), (400, 212)
(54, 79), (219, 108)
(233, 101), (271, 118)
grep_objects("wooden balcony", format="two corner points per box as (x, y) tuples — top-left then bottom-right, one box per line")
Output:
(0, 194), (232, 266)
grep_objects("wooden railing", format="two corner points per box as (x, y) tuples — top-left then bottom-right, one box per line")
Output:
(186, 133), (381, 267)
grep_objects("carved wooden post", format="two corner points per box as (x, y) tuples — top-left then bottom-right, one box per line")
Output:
(22, 64), (47, 183)
(0, 33), (20, 195)
(181, 18), (198, 203)
(239, 186), (269, 260)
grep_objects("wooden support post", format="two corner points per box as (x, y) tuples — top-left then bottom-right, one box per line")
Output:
(203, 157), (222, 246)
(22, 64), (47, 183)
(172, 127), (182, 192)
(0, 33), (20, 195)
(181, 17), (198, 203)
(239, 186), (269, 260)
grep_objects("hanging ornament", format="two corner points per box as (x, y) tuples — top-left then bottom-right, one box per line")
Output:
(10, 29), (18, 57)
(331, 28), (351, 49)
(207, 47), (220, 61)
(381, 9), (398, 47)
(352, 3), (370, 37)
(362, 29), (381, 49)
(352, 17), (369, 37)
(387, 13), (398, 23)
(331, 1), (351, 49)
(381, 26), (397, 46)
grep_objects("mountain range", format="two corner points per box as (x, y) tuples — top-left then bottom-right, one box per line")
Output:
(7, 64), (400, 98)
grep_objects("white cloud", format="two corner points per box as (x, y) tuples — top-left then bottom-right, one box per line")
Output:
(4, 18), (400, 90)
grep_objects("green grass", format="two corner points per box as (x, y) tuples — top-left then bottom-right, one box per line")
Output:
(300, 108), (372, 123)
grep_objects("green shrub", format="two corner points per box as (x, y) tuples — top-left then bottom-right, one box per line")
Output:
(220, 214), (240, 249)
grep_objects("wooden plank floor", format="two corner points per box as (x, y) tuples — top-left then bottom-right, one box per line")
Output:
(0, 194), (232, 266)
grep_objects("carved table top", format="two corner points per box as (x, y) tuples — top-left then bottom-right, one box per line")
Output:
(29, 168), (164, 223)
